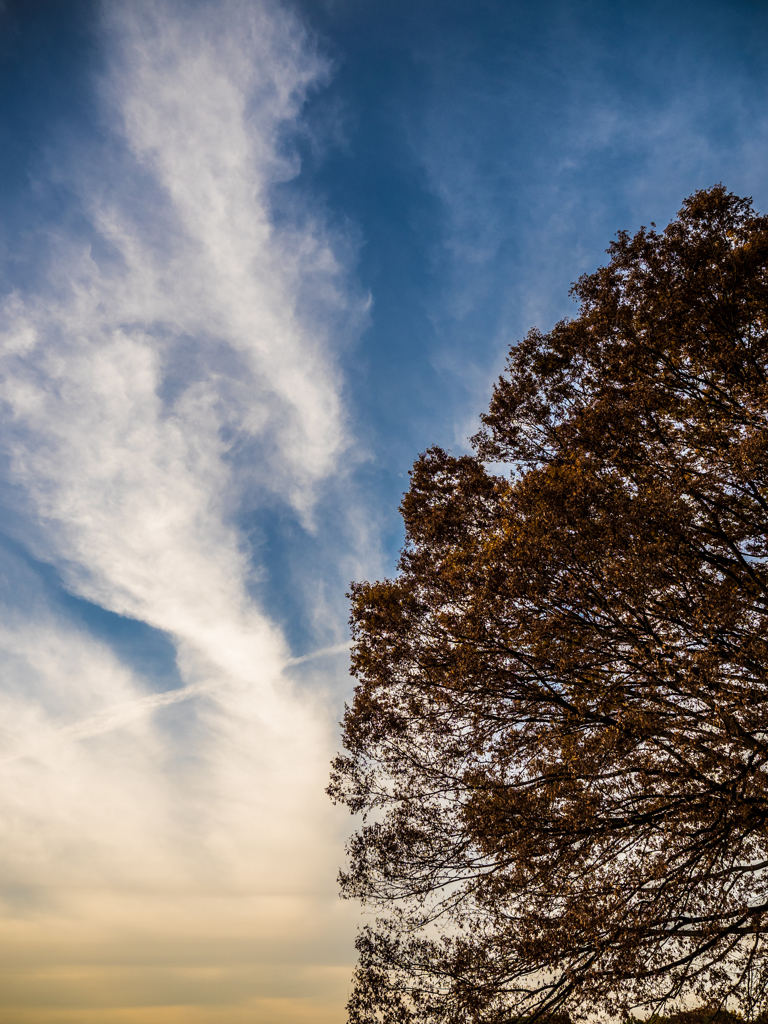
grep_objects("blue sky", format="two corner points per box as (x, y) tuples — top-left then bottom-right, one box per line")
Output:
(0, 1), (766, 1021)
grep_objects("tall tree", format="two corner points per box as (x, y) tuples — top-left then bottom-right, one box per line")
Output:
(329, 187), (768, 1023)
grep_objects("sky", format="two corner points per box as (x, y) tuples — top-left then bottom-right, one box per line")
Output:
(0, 1), (766, 1021)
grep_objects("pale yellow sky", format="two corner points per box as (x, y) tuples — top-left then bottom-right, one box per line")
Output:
(0, 891), (358, 1022)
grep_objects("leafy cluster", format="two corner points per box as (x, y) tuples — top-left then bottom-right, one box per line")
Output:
(330, 187), (768, 1022)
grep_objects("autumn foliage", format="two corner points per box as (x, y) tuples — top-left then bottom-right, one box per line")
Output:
(329, 187), (768, 1022)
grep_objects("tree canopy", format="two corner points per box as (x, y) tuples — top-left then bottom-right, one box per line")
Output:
(329, 187), (768, 1023)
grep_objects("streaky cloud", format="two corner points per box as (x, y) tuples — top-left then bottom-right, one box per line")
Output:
(0, 1), (361, 1019)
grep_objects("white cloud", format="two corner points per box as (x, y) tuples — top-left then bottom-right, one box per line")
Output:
(0, 0), (359, 1017)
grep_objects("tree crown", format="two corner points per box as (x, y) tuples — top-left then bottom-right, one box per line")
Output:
(330, 186), (768, 1024)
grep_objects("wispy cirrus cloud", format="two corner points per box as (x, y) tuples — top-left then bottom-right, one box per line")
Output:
(0, 1), (362, 1020)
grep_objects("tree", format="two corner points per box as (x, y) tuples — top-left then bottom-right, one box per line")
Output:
(329, 187), (768, 1023)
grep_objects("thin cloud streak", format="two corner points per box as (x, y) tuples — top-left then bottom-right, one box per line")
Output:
(0, 640), (352, 766)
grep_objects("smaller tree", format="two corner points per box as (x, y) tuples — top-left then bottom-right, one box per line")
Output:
(330, 187), (768, 1022)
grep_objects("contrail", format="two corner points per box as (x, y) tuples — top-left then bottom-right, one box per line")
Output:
(0, 680), (216, 765)
(285, 641), (351, 666)
(0, 641), (351, 764)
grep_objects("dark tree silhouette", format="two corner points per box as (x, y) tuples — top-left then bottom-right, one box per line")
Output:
(329, 187), (768, 1023)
